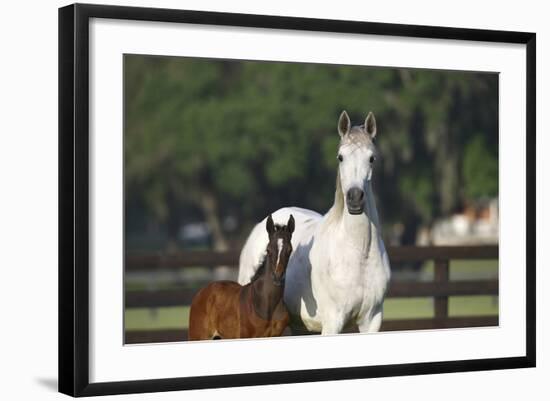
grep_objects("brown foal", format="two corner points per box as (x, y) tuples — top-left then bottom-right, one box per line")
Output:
(188, 215), (294, 340)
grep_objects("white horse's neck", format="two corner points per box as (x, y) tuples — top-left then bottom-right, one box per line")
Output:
(323, 175), (381, 255)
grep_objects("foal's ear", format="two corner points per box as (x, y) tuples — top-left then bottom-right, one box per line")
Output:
(338, 110), (351, 138)
(287, 214), (295, 234)
(266, 214), (275, 236)
(365, 111), (377, 139)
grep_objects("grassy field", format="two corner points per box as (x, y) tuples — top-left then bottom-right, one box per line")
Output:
(421, 259), (499, 281)
(125, 260), (499, 331)
(125, 295), (498, 330)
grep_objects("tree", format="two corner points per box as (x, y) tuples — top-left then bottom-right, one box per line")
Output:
(124, 55), (498, 249)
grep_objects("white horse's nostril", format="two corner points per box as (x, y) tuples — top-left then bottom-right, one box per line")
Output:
(347, 188), (364, 203)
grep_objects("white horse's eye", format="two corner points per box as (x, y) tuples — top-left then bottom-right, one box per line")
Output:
(369, 156), (375, 164)
(337, 154), (343, 162)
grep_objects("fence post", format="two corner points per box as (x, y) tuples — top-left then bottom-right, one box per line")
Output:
(434, 258), (450, 319)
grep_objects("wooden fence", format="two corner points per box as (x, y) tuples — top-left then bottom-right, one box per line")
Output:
(125, 245), (498, 344)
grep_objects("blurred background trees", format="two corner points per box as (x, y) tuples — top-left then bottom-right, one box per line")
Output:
(124, 55), (498, 252)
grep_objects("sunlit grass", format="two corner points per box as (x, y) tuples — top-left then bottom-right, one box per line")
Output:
(383, 298), (433, 320)
(125, 306), (190, 330)
(449, 295), (498, 316)
(124, 295), (498, 330)
(419, 259), (498, 281)
(124, 260), (499, 330)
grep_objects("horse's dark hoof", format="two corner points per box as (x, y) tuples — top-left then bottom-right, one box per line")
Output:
(212, 335), (222, 340)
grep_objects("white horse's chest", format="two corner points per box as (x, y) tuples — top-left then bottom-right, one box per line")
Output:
(309, 231), (389, 323)
(240, 206), (391, 334)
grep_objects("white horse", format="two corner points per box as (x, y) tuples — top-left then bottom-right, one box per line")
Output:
(238, 111), (391, 335)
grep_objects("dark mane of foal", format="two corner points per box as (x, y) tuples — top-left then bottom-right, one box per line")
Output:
(249, 224), (288, 283)
(250, 256), (269, 283)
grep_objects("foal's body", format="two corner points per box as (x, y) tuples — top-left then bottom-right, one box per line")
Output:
(188, 215), (294, 341)
(188, 279), (288, 340)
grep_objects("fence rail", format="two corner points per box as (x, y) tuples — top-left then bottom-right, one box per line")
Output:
(125, 280), (498, 308)
(125, 245), (498, 270)
(125, 245), (499, 344)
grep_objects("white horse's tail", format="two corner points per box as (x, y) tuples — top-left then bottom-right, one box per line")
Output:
(238, 207), (322, 285)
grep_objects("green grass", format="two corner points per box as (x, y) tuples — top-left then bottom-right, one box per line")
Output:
(448, 295), (498, 316)
(124, 295), (498, 330)
(384, 296), (498, 320)
(419, 259), (498, 281)
(124, 260), (499, 331)
(125, 306), (190, 330)
(383, 298), (433, 320)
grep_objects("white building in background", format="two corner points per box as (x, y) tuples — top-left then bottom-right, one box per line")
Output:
(420, 198), (499, 246)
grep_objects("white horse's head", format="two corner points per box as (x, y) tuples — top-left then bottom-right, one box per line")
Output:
(336, 110), (378, 215)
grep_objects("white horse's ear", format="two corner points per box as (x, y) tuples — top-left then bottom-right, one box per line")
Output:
(287, 215), (295, 234)
(338, 110), (351, 138)
(266, 214), (275, 236)
(365, 112), (377, 139)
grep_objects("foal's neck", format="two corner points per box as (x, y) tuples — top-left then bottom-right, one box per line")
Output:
(250, 263), (284, 320)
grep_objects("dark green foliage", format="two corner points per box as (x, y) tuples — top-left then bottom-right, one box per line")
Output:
(463, 135), (499, 200)
(124, 55), (498, 248)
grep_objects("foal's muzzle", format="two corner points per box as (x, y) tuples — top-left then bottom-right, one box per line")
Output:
(346, 187), (365, 215)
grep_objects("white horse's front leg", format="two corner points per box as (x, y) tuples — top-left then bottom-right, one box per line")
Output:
(357, 306), (383, 333)
(320, 312), (345, 335)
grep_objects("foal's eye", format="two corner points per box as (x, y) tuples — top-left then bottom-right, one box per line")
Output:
(337, 154), (343, 162)
(369, 156), (375, 164)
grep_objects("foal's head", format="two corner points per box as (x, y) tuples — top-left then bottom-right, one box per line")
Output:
(265, 214), (294, 285)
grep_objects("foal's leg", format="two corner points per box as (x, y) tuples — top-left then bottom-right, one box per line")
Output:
(188, 304), (211, 340)
(188, 286), (215, 340)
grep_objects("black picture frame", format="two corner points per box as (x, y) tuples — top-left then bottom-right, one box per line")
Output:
(58, 3), (536, 397)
